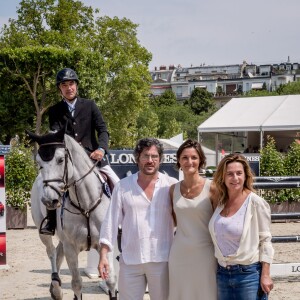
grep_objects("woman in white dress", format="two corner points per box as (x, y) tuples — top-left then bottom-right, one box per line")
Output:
(168, 139), (217, 300)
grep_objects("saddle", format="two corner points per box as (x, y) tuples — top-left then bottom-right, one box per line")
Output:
(99, 171), (115, 193)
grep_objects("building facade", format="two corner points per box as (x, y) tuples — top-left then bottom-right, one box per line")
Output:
(150, 60), (300, 107)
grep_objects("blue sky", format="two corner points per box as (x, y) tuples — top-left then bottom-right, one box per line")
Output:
(1, 0), (300, 70)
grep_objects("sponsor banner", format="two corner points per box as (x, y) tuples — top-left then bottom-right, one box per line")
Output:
(0, 155), (6, 267)
(242, 154), (260, 176)
(109, 150), (179, 179)
(0, 145), (10, 156)
(0, 155), (4, 187)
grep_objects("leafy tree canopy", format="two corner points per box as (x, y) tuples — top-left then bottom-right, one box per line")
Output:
(184, 87), (215, 115)
(151, 90), (177, 107)
(243, 81), (300, 98)
(277, 81), (300, 95)
(0, 0), (152, 149)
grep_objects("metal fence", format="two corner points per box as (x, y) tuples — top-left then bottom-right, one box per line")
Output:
(254, 176), (300, 243)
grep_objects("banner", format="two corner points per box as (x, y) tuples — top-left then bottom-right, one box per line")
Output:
(109, 150), (178, 179)
(0, 155), (6, 268)
(242, 153), (260, 176)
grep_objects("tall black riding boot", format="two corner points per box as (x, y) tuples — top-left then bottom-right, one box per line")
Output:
(40, 209), (57, 235)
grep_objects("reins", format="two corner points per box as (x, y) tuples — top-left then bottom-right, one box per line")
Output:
(66, 190), (103, 250)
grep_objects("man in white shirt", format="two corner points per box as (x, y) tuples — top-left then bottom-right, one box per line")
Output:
(98, 138), (177, 300)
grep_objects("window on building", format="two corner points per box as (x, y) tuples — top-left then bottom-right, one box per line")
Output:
(176, 86), (182, 97)
(160, 73), (168, 80)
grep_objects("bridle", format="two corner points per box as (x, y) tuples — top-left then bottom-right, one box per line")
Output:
(41, 142), (99, 196)
(40, 141), (103, 250)
(41, 142), (71, 198)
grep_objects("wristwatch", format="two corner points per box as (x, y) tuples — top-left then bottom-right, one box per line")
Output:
(98, 147), (105, 155)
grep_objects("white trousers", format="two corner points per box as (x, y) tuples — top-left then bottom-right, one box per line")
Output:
(85, 164), (119, 276)
(100, 164), (120, 185)
(118, 257), (169, 300)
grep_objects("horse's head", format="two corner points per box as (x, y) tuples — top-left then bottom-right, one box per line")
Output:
(27, 128), (74, 209)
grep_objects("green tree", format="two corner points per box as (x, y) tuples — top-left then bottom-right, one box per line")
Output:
(163, 118), (182, 139)
(260, 136), (287, 203)
(216, 86), (223, 96)
(97, 16), (152, 148)
(151, 90), (177, 107)
(237, 85), (243, 95)
(260, 136), (285, 176)
(0, 0), (95, 49)
(283, 141), (300, 202)
(153, 104), (206, 139)
(0, 0), (151, 148)
(243, 89), (277, 97)
(0, 91), (34, 144)
(277, 81), (300, 95)
(136, 108), (159, 140)
(0, 46), (92, 136)
(184, 87), (215, 115)
(5, 139), (37, 210)
(243, 81), (300, 98)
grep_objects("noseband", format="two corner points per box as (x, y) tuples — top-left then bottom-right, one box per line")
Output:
(40, 142), (72, 199)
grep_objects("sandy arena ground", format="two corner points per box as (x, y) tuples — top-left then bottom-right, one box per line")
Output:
(0, 207), (299, 300)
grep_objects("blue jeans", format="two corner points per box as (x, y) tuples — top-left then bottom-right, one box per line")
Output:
(217, 262), (268, 300)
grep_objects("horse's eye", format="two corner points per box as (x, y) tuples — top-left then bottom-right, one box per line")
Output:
(57, 157), (64, 164)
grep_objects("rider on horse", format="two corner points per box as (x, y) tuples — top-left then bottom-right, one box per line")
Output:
(40, 68), (119, 235)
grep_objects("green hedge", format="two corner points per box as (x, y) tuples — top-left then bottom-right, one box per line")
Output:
(5, 140), (37, 211)
(260, 136), (300, 203)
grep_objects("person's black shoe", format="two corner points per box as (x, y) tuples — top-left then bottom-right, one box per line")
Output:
(39, 221), (55, 235)
(39, 209), (56, 236)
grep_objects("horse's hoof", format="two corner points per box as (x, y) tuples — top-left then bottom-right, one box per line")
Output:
(50, 282), (63, 300)
(73, 294), (82, 300)
(109, 290), (118, 300)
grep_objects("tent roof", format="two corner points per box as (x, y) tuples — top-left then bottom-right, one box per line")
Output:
(158, 138), (215, 154)
(198, 95), (300, 133)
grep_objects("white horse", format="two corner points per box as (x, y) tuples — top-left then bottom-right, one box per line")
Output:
(28, 128), (117, 300)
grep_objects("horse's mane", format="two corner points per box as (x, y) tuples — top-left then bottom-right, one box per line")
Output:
(64, 135), (95, 170)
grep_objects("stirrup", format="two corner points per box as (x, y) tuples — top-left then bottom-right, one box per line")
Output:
(39, 216), (55, 236)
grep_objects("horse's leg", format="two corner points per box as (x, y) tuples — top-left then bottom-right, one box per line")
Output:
(106, 251), (118, 300)
(31, 178), (63, 300)
(38, 235), (63, 300)
(63, 245), (82, 300)
(50, 241), (65, 300)
(56, 241), (65, 272)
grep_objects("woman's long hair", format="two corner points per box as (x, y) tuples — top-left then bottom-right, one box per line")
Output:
(213, 153), (256, 205)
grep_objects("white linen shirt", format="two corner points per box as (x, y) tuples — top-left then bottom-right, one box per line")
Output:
(100, 171), (177, 265)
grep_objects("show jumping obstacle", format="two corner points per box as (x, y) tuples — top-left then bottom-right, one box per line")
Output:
(254, 176), (300, 278)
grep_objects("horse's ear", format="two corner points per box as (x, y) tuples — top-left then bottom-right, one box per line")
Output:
(25, 128), (65, 146)
(56, 126), (66, 142)
(25, 130), (42, 144)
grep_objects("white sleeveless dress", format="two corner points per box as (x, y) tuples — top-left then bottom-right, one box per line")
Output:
(168, 179), (217, 300)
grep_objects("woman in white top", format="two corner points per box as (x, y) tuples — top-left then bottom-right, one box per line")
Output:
(209, 153), (274, 300)
(168, 139), (217, 300)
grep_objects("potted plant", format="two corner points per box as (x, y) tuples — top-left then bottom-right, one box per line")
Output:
(5, 138), (37, 229)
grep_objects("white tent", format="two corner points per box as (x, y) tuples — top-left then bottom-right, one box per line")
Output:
(158, 136), (217, 167)
(198, 95), (300, 159)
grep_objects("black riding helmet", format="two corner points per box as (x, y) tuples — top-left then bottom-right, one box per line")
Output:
(56, 68), (79, 87)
